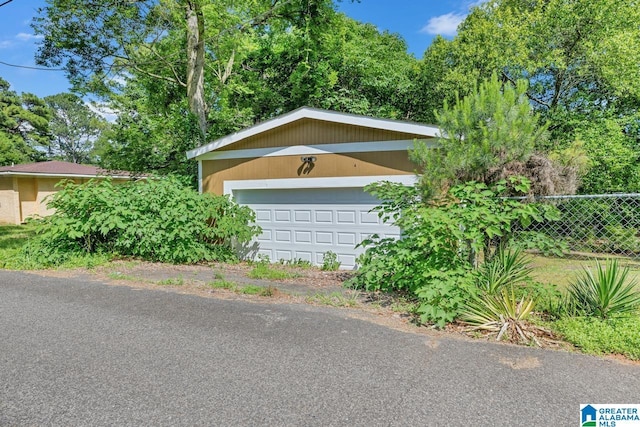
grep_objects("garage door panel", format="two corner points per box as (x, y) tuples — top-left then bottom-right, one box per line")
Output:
(337, 232), (357, 246)
(315, 211), (333, 223)
(236, 187), (399, 269)
(336, 210), (356, 224)
(315, 231), (334, 245)
(294, 210), (311, 222)
(294, 230), (312, 243)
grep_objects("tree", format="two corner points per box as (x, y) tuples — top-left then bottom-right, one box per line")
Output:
(44, 93), (108, 164)
(33, 0), (339, 140)
(417, 0), (640, 193)
(225, 11), (418, 122)
(0, 77), (50, 165)
(411, 74), (552, 197)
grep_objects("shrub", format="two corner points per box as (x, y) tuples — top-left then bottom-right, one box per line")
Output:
(350, 177), (560, 327)
(23, 176), (260, 266)
(568, 259), (640, 319)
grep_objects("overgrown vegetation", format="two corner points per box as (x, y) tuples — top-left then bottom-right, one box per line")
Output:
(18, 176), (259, 267)
(321, 251), (341, 271)
(349, 178), (560, 327)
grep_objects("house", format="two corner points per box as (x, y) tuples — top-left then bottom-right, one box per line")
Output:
(0, 161), (134, 225)
(187, 107), (439, 269)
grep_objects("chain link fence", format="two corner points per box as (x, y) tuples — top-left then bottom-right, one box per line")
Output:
(516, 193), (640, 258)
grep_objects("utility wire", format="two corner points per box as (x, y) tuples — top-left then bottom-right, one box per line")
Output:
(0, 0), (15, 8)
(0, 60), (65, 71)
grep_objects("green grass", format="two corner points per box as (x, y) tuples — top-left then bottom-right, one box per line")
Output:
(248, 262), (300, 280)
(204, 280), (275, 296)
(0, 224), (112, 270)
(529, 254), (640, 291)
(306, 291), (360, 307)
(0, 224), (37, 268)
(157, 276), (185, 286)
(552, 315), (640, 360)
(205, 280), (239, 291)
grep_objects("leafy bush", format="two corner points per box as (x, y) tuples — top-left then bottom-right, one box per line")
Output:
(553, 316), (640, 360)
(350, 177), (560, 327)
(568, 259), (640, 319)
(22, 176), (260, 266)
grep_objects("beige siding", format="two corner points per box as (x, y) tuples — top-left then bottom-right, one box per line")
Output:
(202, 151), (415, 195)
(35, 178), (64, 218)
(0, 177), (19, 224)
(18, 178), (38, 222)
(0, 176), (113, 224)
(219, 118), (427, 151)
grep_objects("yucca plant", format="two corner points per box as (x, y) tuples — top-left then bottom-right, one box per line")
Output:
(460, 286), (549, 346)
(568, 259), (640, 319)
(475, 248), (533, 294)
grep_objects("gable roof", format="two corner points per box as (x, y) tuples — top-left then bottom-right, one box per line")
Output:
(0, 161), (134, 179)
(186, 107), (440, 160)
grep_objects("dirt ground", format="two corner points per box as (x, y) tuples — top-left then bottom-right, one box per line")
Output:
(26, 259), (639, 366)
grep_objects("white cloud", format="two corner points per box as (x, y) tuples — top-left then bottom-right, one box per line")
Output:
(15, 32), (43, 41)
(420, 12), (466, 36)
(0, 40), (13, 49)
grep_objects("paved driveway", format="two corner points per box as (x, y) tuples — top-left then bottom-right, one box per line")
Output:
(1, 271), (638, 426)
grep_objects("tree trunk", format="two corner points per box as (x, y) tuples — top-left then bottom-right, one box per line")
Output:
(185, 0), (208, 139)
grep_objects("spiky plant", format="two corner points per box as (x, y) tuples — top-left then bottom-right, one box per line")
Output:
(568, 259), (640, 319)
(475, 248), (533, 294)
(460, 286), (551, 346)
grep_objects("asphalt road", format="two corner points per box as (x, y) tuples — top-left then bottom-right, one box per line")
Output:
(1, 271), (638, 426)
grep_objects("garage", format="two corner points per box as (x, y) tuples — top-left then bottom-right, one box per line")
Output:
(233, 187), (400, 269)
(187, 107), (438, 268)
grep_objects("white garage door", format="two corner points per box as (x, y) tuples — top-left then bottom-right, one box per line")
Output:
(234, 187), (400, 269)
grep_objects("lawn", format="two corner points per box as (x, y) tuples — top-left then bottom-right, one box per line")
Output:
(0, 223), (37, 266)
(529, 253), (640, 291)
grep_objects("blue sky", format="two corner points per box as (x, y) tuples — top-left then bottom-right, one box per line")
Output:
(0, 0), (480, 98)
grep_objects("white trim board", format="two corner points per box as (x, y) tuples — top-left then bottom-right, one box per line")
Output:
(187, 107), (440, 159)
(0, 172), (132, 179)
(223, 175), (417, 196)
(195, 140), (436, 161)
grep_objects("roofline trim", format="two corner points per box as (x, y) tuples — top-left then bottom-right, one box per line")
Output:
(186, 107), (440, 159)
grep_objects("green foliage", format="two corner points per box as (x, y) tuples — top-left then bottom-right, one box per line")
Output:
(418, 0), (640, 194)
(460, 286), (540, 345)
(351, 177), (559, 327)
(568, 259), (640, 319)
(553, 316), (640, 361)
(44, 93), (108, 164)
(0, 78), (51, 165)
(321, 251), (341, 271)
(248, 257), (299, 280)
(306, 291), (360, 308)
(412, 73), (548, 198)
(157, 277), (185, 286)
(206, 280), (239, 291)
(474, 248), (533, 294)
(574, 118), (640, 194)
(21, 176), (259, 266)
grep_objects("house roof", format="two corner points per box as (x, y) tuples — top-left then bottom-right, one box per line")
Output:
(186, 107), (440, 160)
(0, 161), (134, 179)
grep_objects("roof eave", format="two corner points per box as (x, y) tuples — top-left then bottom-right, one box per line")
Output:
(186, 107), (440, 160)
